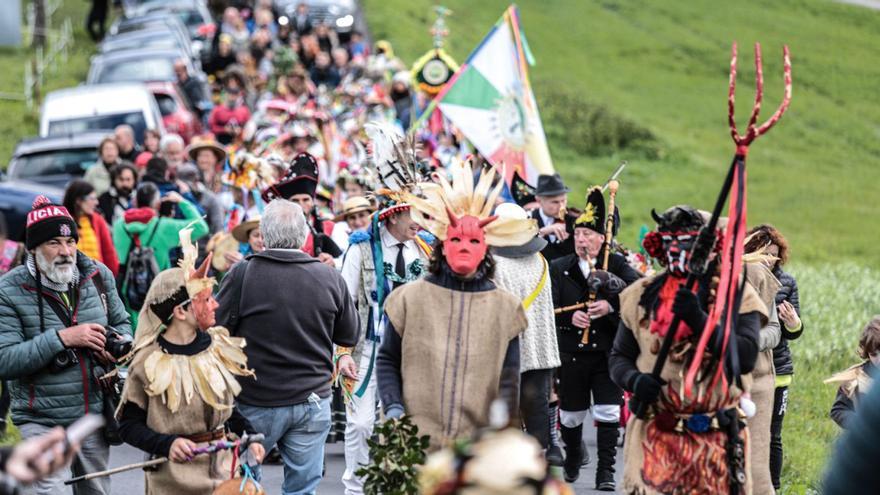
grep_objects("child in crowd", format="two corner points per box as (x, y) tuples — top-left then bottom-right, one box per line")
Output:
(826, 316), (880, 429)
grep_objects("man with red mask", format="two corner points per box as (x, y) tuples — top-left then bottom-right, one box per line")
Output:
(262, 152), (342, 266)
(376, 164), (537, 450)
(117, 231), (264, 493)
(550, 187), (642, 489)
(608, 205), (768, 495)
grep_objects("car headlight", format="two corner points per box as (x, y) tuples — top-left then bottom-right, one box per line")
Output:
(336, 14), (354, 28)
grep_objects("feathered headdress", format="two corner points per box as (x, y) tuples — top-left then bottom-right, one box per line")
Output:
(133, 226), (216, 352)
(364, 121), (430, 219)
(401, 162), (538, 247)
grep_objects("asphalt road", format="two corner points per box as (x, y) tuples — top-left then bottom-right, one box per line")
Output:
(102, 423), (622, 494)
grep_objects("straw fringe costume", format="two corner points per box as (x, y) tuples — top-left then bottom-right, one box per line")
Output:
(117, 230), (256, 494)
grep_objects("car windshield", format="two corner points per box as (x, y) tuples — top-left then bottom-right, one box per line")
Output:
(47, 112), (148, 142)
(104, 35), (181, 53)
(154, 93), (178, 116)
(11, 149), (97, 179)
(175, 10), (204, 32)
(95, 57), (176, 83)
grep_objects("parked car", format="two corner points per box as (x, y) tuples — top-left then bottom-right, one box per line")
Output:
(40, 83), (165, 143)
(6, 129), (107, 189)
(87, 47), (195, 85)
(99, 26), (195, 62)
(108, 11), (202, 59)
(275, 0), (357, 35)
(6, 132), (107, 189)
(0, 179), (64, 242)
(109, 12), (191, 46)
(124, 0), (214, 40)
(146, 81), (202, 142)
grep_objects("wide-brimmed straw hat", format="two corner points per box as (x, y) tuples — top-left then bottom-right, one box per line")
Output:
(489, 203), (547, 258)
(232, 216), (261, 243)
(186, 135), (227, 163)
(333, 197), (375, 222)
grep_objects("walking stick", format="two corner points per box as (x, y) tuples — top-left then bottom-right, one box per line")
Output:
(629, 42), (792, 420)
(64, 434), (266, 485)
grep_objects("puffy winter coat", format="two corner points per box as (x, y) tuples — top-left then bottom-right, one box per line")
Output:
(0, 252), (131, 427)
(772, 267), (802, 377)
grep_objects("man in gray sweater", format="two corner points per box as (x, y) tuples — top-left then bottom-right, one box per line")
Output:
(216, 199), (359, 495)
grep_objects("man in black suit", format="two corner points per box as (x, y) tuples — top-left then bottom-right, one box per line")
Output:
(531, 173), (576, 261)
(550, 187), (641, 490)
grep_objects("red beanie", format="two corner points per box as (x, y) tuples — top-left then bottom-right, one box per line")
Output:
(25, 196), (78, 250)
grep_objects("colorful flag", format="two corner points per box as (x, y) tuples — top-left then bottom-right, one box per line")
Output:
(433, 5), (554, 185)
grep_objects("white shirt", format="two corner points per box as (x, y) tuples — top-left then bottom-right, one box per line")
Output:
(578, 258), (592, 279)
(539, 210), (558, 243)
(340, 226), (424, 304)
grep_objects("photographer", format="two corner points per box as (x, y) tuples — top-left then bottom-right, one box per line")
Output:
(0, 196), (131, 495)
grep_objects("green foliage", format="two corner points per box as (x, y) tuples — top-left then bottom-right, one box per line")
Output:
(538, 82), (664, 160)
(356, 416), (430, 495)
(0, 1), (96, 167)
(363, 0), (880, 266)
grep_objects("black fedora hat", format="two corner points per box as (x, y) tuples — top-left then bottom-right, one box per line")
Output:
(535, 173), (570, 197)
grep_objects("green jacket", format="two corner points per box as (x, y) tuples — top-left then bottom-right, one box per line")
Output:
(113, 200), (209, 271)
(112, 200), (209, 328)
(0, 253), (131, 427)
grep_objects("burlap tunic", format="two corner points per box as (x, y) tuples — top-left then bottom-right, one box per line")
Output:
(618, 274), (768, 495)
(384, 279), (528, 450)
(743, 264), (782, 495)
(121, 340), (235, 495)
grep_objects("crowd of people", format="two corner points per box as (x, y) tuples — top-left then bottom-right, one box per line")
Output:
(1, 2), (878, 495)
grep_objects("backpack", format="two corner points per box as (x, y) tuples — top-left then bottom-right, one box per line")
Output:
(123, 220), (160, 311)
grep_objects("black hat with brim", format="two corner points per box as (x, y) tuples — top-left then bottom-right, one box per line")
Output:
(261, 152), (320, 202)
(535, 173), (570, 197)
(491, 236), (548, 258)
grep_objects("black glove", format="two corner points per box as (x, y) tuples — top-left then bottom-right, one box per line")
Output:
(631, 373), (666, 408)
(672, 287), (708, 333)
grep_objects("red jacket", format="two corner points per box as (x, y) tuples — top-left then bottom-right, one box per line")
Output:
(208, 103), (251, 136)
(88, 212), (120, 276)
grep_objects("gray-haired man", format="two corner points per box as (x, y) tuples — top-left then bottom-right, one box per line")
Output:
(216, 199), (360, 494)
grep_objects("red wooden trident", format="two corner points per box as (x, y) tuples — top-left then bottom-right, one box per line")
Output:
(728, 42), (793, 156)
(681, 42), (793, 401)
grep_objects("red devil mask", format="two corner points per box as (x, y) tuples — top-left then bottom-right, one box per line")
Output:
(443, 209), (496, 277)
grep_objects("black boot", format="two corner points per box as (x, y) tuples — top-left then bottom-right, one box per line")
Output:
(561, 424), (584, 483)
(595, 422), (619, 491)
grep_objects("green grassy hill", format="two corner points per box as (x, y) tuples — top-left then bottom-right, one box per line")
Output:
(363, 0), (880, 492)
(0, 1), (94, 165)
(364, 0), (880, 266)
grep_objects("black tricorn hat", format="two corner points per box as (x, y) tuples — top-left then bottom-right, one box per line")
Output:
(574, 186), (618, 235)
(651, 205), (705, 232)
(535, 173), (570, 197)
(261, 152), (319, 202)
(510, 170), (537, 207)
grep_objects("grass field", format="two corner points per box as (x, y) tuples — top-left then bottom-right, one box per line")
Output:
(0, 1), (95, 165)
(362, 0), (880, 492)
(364, 0), (880, 266)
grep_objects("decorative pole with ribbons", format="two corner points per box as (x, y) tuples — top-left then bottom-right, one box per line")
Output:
(630, 42), (792, 419)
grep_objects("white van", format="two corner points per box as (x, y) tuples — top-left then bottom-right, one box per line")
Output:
(39, 83), (165, 144)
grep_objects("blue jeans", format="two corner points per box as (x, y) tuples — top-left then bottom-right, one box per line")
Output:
(239, 394), (332, 495)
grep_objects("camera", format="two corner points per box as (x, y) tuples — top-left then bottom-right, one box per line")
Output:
(103, 327), (133, 360)
(49, 327), (132, 373)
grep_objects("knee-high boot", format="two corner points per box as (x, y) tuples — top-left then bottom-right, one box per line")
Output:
(561, 424), (584, 483)
(595, 422), (619, 491)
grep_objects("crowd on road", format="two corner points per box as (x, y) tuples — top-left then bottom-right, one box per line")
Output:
(0, 1), (878, 495)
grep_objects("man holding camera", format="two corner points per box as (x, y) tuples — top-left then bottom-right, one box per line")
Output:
(0, 196), (131, 495)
